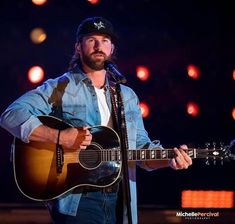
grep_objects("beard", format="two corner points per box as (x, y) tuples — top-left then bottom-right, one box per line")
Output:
(81, 48), (112, 71)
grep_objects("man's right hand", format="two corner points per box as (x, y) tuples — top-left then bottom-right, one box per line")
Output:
(59, 127), (92, 150)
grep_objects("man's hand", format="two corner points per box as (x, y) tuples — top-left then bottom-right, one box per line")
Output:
(169, 145), (192, 170)
(60, 127), (92, 150)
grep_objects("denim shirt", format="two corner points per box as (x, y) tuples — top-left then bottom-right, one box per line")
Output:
(0, 69), (162, 223)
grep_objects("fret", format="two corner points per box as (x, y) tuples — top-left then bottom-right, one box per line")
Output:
(193, 148), (197, 158)
(187, 149), (194, 158)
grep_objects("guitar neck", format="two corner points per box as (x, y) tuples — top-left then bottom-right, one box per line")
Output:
(102, 148), (198, 162)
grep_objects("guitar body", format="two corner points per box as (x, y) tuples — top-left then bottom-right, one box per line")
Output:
(13, 116), (121, 201)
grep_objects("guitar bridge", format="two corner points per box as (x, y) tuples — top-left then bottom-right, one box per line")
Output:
(56, 144), (64, 173)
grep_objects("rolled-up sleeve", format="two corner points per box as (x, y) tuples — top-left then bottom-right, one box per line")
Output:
(0, 82), (55, 142)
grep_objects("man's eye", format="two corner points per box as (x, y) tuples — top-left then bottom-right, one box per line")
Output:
(87, 38), (94, 43)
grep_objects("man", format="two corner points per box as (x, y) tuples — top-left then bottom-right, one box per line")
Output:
(0, 17), (192, 223)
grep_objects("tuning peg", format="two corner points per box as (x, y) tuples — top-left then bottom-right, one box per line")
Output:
(213, 159), (216, 165)
(205, 159), (210, 166)
(205, 142), (210, 148)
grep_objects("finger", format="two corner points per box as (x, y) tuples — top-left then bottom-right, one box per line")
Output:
(82, 139), (92, 146)
(84, 134), (92, 140)
(76, 127), (89, 134)
(180, 144), (188, 150)
(173, 148), (182, 158)
(179, 149), (192, 165)
(173, 148), (189, 168)
(178, 148), (192, 165)
(175, 156), (188, 169)
(82, 126), (91, 132)
(169, 158), (177, 170)
(80, 145), (87, 150)
(175, 148), (188, 162)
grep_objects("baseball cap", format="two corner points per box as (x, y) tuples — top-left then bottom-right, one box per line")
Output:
(76, 17), (117, 42)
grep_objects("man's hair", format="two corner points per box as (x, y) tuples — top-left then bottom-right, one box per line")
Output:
(68, 48), (81, 71)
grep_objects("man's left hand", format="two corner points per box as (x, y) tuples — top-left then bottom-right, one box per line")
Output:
(169, 145), (192, 170)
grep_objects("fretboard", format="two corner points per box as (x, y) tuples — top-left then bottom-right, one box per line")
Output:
(100, 148), (196, 162)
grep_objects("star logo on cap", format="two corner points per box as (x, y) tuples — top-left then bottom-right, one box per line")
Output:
(94, 21), (105, 30)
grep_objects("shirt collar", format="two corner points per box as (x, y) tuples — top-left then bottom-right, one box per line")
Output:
(72, 67), (89, 85)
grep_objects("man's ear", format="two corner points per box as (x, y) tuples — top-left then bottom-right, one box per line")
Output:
(111, 44), (115, 54)
(75, 43), (81, 53)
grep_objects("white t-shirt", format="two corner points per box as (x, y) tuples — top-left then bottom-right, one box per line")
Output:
(94, 87), (113, 127)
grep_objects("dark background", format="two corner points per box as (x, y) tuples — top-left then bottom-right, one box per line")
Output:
(0, 0), (235, 209)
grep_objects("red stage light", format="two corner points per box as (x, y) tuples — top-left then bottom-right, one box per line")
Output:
(30, 28), (47, 44)
(232, 108), (235, 120)
(28, 66), (45, 84)
(87, 0), (100, 4)
(136, 66), (150, 81)
(187, 64), (199, 79)
(233, 70), (235, 80)
(139, 102), (150, 118)
(32, 0), (47, 6)
(187, 102), (199, 117)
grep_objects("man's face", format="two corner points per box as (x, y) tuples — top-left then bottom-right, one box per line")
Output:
(77, 34), (114, 71)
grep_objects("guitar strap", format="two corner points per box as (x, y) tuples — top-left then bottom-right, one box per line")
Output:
(108, 79), (133, 224)
(48, 76), (69, 119)
(108, 80), (129, 154)
(48, 76), (69, 173)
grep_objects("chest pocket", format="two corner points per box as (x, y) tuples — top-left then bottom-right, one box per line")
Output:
(125, 111), (138, 145)
(62, 104), (86, 126)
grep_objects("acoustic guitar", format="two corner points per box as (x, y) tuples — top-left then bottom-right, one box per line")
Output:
(13, 116), (233, 201)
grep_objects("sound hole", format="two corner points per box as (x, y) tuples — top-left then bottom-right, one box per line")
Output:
(79, 143), (101, 169)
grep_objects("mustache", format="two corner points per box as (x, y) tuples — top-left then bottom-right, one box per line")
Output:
(90, 51), (106, 56)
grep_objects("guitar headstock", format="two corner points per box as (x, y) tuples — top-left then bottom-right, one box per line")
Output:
(196, 142), (235, 165)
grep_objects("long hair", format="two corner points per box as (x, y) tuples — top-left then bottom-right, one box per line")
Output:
(68, 48), (81, 72)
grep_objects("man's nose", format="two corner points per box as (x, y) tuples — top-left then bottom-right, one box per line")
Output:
(94, 40), (101, 50)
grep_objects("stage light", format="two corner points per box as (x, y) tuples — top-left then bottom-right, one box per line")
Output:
(87, 0), (100, 4)
(233, 69), (235, 80)
(139, 102), (150, 118)
(182, 190), (234, 208)
(187, 64), (199, 80)
(187, 102), (199, 117)
(136, 66), (150, 81)
(32, 0), (47, 6)
(30, 28), (47, 44)
(232, 108), (235, 120)
(28, 66), (45, 84)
